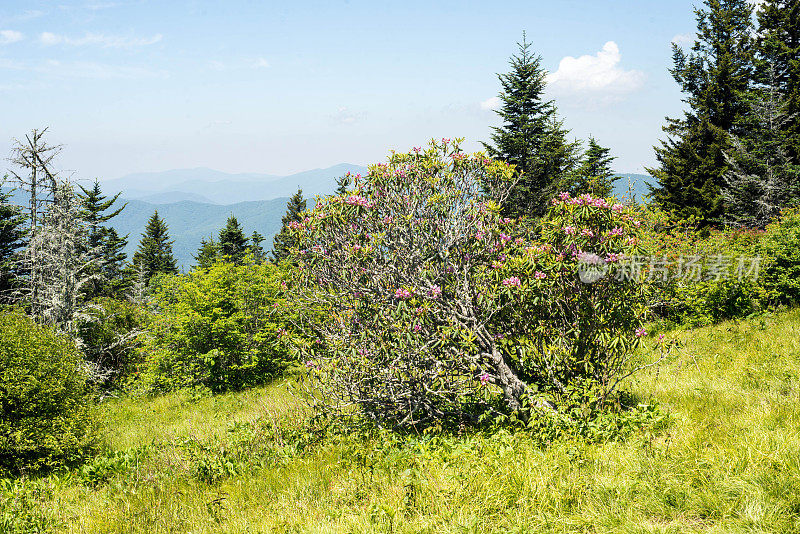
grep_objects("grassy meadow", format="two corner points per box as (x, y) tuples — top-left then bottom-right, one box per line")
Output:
(7, 309), (800, 533)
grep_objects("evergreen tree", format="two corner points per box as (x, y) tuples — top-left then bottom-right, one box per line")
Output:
(562, 137), (619, 197)
(218, 215), (248, 263)
(649, 0), (755, 226)
(335, 174), (351, 195)
(132, 211), (177, 285)
(483, 33), (580, 218)
(272, 189), (306, 262)
(756, 0), (800, 162)
(77, 180), (128, 299)
(193, 236), (218, 270)
(249, 231), (266, 262)
(723, 77), (800, 226)
(0, 177), (26, 303)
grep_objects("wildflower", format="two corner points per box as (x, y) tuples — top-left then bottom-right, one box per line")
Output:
(534, 271), (546, 280)
(581, 228), (595, 238)
(413, 323), (422, 333)
(502, 276), (521, 288)
(394, 288), (412, 299)
(305, 360), (316, 369)
(429, 285), (442, 299)
(658, 334), (665, 343)
(607, 227), (624, 237)
(564, 226), (577, 235)
(635, 327), (646, 338)
(479, 372), (490, 385)
(499, 233), (511, 243)
(558, 191), (571, 201)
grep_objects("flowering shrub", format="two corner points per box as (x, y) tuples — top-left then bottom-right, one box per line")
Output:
(289, 139), (653, 428)
(759, 207), (800, 306)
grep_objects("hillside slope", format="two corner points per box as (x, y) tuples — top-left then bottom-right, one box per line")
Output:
(18, 310), (800, 532)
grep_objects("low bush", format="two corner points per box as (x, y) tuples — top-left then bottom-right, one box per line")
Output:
(135, 257), (296, 394)
(0, 311), (99, 476)
(290, 139), (657, 429)
(759, 207), (800, 306)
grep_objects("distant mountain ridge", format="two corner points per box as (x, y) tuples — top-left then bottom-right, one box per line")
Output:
(102, 164), (369, 205)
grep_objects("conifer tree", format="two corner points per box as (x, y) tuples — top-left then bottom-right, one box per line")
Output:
(0, 177), (26, 303)
(77, 180), (128, 299)
(649, 0), (755, 226)
(562, 137), (619, 197)
(483, 33), (580, 218)
(193, 236), (218, 270)
(272, 189), (306, 262)
(132, 211), (177, 285)
(249, 231), (266, 262)
(335, 174), (351, 195)
(756, 0), (800, 162)
(218, 215), (248, 263)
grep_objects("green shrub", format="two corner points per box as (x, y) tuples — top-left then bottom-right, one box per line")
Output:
(135, 256), (296, 393)
(0, 311), (99, 476)
(77, 297), (149, 391)
(759, 207), (800, 306)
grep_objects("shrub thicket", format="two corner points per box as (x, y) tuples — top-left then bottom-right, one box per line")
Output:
(0, 311), (99, 476)
(290, 140), (656, 429)
(759, 207), (800, 306)
(135, 256), (295, 393)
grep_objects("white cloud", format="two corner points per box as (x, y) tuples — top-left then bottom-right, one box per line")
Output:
(331, 107), (363, 125)
(39, 31), (163, 48)
(671, 33), (694, 47)
(252, 57), (269, 69)
(0, 30), (23, 44)
(480, 96), (501, 111)
(547, 41), (645, 101)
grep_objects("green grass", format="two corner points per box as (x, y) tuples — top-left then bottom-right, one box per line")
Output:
(8, 310), (800, 533)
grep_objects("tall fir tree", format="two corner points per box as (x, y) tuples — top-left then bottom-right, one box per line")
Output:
(249, 231), (266, 262)
(0, 177), (26, 303)
(272, 189), (306, 262)
(218, 215), (248, 263)
(649, 0), (755, 226)
(483, 33), (580, 218)
(335, 174), (351, 195)
(193, 236), (218, 270)
(132, 211), (178, 285)
(77, 180), (128, 299)
(562, 137), (619, 197)
(756, 0), (800, 163)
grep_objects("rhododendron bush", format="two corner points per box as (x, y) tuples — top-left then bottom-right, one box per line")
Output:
(289, 139), (653, 428)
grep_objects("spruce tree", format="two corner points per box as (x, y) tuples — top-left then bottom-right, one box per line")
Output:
(335, 174), (351, 195)
(0, 177), (26, 303)
(483, 33), (580, 218)
(218, 215), (248, 263)
(193, 236), (218, 270)
(77, 180), (128, 299)
(562, 137), (619, 197)
(648, 0), (755, 226)
(756, 0), (800, 162)
(249, 231), (266, 262)
(272, 189), (306, 262)
(132, 211), (177, 285)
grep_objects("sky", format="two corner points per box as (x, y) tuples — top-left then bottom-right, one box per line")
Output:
(0, 0), (705, 181)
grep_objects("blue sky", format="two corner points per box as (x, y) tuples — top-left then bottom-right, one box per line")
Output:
(0, 0), (702, 180)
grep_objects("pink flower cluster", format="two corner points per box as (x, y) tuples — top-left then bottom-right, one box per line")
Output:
(635, 327), (646, 338)
(607, 227), (624, 237)
(479, 372), (490, 385)
(346, 195), (374, 208)
(428, 285), (442, 299)
(534, 271), (546, 280)
(564, 226), (576, 235)
(581, 228), (595, 238)
(554, 192), (612, 209)
(502, 276), (521, 288)
(394, 288), (413, 299)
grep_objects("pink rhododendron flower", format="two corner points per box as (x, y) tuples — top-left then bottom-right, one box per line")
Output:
(581, 228), (595, 238)
(479, 372), (490, 385)
(635, 327), (646, 338)
(394, 288), (412, 299)
(429, 285), (442, 299)
(534, 271), (546, 280)
(564, 226), (577, 235)
(413, 323), (422, 333)
(558, 191), (571, 201)
(502, 277), (521, 288)
(608, 227), (624, 237)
